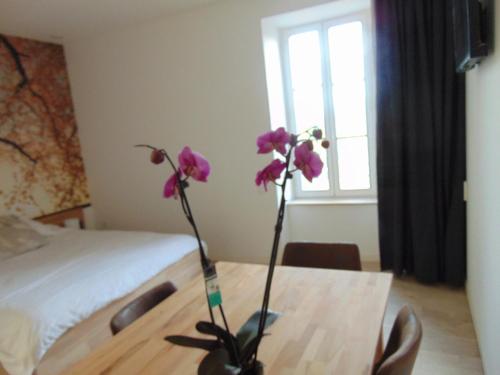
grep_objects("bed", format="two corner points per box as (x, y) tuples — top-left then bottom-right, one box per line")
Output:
(0, 208), (202, 375)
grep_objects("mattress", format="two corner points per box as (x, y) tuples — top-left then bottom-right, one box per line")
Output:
(0, 229), (199, 375)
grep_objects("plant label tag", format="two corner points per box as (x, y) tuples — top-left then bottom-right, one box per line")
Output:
(204, 266), (222, 308)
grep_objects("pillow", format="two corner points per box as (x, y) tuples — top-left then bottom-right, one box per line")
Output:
(17, 216), (71, 236)
(0, 215), (49, 256)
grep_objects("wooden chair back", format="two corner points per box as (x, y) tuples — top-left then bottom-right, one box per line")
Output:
(110, 281), (177, 335)
(374, 305), (423, 375)
(282, 242), (362, 271)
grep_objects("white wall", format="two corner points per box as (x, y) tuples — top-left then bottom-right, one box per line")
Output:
(286, 203), (379, 261)
(466, 2), (500, 373)
(65, 0), (379, 264)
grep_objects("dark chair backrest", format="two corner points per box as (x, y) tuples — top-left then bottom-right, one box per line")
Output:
(110, 281), (177, 335)
(374, 305), (423, 375)
(282, 242), (362, 271)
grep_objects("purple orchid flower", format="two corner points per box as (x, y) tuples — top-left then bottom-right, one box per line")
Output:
(178, 146), (211, 182)
(255, 159), (286, 191)
(293, 142), (323, 182)
(256, 127), (291, 156)
(163, 173), (180, 199)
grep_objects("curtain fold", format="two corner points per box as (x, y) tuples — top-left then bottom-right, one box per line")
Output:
(375, 0), (466, 286)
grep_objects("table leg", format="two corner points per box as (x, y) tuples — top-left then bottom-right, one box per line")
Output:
(375, 327), (384, 363)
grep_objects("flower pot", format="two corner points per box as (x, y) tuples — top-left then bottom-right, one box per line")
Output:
(198, 348), (264, 375)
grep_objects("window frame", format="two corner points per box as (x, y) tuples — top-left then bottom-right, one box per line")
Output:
(280, 11), (377, 200)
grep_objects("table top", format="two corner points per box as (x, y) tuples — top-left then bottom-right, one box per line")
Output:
(62, 262), (392, 375)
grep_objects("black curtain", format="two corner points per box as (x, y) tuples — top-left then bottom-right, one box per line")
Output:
(375, 0), (466, 286)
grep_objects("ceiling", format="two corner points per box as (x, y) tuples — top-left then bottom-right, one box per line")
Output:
(0, 0), (219, 43)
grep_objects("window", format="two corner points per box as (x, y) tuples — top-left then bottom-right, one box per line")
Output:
(281, 14), (376, 199)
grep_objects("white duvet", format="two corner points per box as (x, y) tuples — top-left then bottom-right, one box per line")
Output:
(0, 229), (199, 375)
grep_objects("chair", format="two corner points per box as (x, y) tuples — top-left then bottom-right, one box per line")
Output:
(281, 242), (362, 271)
(110, 281), (177, 335)
(373, 305), (423, 375)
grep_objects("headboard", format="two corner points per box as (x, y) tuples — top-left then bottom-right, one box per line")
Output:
(34, 204), (90, 229)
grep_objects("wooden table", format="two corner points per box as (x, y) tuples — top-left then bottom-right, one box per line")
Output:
(62, 262), (392, 375)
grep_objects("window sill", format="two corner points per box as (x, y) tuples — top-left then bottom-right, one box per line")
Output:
(287, 198), (378, 206)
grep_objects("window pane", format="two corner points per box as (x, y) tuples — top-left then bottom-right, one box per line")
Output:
(332, 81), (367, 138)
(292, 88), (325, 134)
(300, 144), (330, 191)
(328, 22), (365, 83)
(337, 137), (370, 190)
(288, 30), (330, 192)
(288, 31), (322, 89)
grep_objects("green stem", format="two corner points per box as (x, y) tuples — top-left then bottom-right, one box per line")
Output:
(252, 149), (292, 366)
(135, 144), (239, 364)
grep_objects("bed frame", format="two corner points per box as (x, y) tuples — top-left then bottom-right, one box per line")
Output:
(34, 204), (89, 229)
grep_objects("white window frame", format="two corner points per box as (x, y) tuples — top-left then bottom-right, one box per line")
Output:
(280, 11), (377, 200)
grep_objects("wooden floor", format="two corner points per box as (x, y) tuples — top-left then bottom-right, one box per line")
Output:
(364, 262), (484, 375)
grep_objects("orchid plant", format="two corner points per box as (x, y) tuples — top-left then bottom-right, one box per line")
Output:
(139, 144), (254, 372)
(137, 127), (328, 374)
(137, 144), (238, 357)
(252, 126), (328, 365)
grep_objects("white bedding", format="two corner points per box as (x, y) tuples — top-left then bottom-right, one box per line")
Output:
(0, 229), (199, 375)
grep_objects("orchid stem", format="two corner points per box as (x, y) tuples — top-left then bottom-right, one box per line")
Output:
(252, 148), (292, 366)
(175, 160), (238, 362)
(136, 144), (239, 362)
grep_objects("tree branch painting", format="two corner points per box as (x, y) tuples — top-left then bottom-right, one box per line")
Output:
(0, 34), (90, 217)
(0, 137), (37, 163)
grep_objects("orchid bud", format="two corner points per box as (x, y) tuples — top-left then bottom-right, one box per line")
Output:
(321, 140), (330, 149)
(312, 129), (323, 140)
(306, 140), (314, 151)
(290, 134), (298, 147)
(150, 149), (165, 164)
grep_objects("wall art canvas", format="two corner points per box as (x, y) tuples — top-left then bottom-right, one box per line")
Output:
(0, 34), (90, 217)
